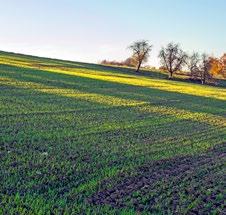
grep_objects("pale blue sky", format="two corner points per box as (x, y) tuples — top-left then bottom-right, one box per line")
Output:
(0, 0), (226, 66)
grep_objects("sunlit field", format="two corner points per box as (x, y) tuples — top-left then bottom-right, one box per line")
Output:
(0, 51), (225, 214)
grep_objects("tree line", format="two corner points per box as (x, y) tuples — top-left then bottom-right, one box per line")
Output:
(101, 40), (226, 85)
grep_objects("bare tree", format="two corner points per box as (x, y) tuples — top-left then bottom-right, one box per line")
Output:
(128, 40), (152, 72)
(187, 52), (200, 80)
(159, 42), (187, 79)
(199, 54), (212, 84)
(187, 53), (221, 85)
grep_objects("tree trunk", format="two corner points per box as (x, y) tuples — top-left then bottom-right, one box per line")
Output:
(168, 71), (173, 79)
(136, 61), (142, 72)
(201, 72), (206, 84)
(202, 77), (206, 84)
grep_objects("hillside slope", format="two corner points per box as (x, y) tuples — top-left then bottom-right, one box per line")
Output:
(0, 51), (225, 214)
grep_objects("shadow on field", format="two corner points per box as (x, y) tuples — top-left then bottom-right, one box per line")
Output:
(42, 60), (226, 87)
(0, 64), (225, 118)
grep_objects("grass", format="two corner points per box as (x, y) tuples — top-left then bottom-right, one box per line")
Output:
(0, 51), (225, 214)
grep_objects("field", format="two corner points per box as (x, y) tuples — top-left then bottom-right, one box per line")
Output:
(0, 51), (225, 214)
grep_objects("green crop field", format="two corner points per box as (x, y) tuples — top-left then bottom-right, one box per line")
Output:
(0, 51), (225, 214)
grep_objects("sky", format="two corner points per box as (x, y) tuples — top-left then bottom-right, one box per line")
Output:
(0, 0), (226, 67)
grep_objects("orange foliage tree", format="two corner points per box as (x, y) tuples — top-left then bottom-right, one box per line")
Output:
(208, 57), (224, 78)
(220, 54), (226, 78)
